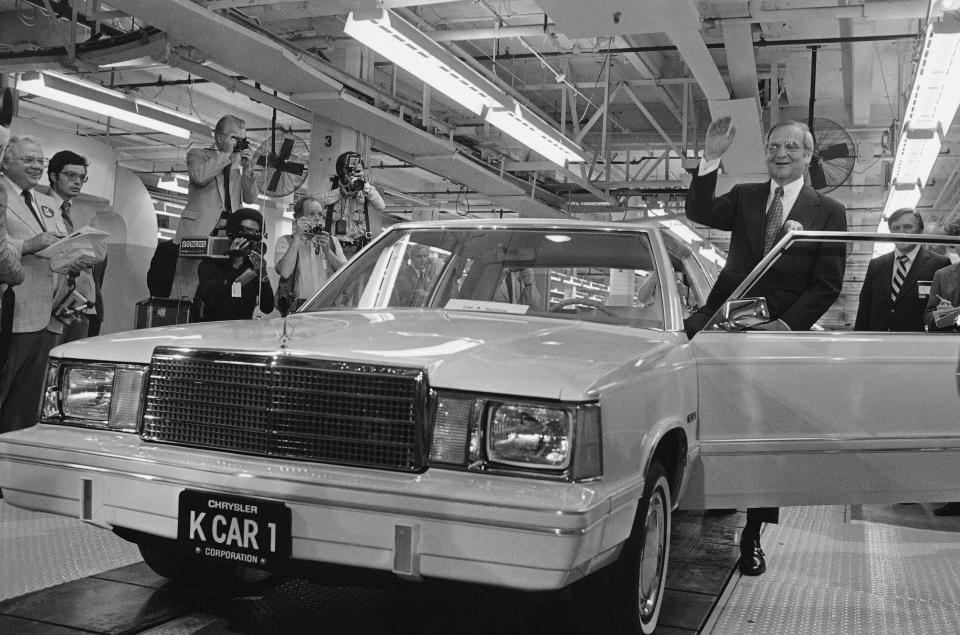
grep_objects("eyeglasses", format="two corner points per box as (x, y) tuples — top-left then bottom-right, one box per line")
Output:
(13, 156), (47, 167)
(58, 171), (89, 183)
(766, 141), (806, 155)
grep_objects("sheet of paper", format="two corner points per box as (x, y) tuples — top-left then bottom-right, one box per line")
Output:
(36, 225), (110, 259)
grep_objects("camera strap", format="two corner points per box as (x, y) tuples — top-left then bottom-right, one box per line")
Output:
(363, 197), (370, 239)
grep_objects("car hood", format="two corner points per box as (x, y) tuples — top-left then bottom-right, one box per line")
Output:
(56, 310), (681, 400)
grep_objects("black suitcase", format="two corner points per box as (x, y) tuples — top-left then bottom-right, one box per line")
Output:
(135, 297), (202, 329)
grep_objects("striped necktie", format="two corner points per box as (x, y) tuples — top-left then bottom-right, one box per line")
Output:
(61, 200), (73, 232)
(890, 254), (909, 303)
(762, 186), (784, 255)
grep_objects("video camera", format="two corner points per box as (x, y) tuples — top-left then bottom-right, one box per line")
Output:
(226, 226), (267, 256)
(337, 152), (366, 194)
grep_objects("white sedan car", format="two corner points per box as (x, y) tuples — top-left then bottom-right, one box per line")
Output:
(1, 219), (958, 635)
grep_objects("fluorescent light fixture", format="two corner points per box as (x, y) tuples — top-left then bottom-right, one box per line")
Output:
(886, 125), (941, 201)
(17, 71), (208, 139)
(157, 175), (188, 194)
(545, 234), (572, 243)
(882, 181), (922, 217)
(345, 9), (582, 166)
(344, 9), (507, 116)
(904, 16), (960, 133)
(698, 246), (726, 267)
(483, 99), (584, 166)
(881, 12), (960, 221)
(658, 219), (702, 245)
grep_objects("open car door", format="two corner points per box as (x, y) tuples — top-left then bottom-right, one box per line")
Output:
(683, 231), (960, 510)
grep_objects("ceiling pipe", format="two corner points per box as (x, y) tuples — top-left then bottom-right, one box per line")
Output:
(705, 0), (930, 24)
(167, 49), (314, 122)
(491, 32), (919, 61)
(431, 24), (556, 42)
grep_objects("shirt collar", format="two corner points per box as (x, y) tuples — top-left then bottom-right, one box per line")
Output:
(770, 176), (804, 199)
(895, 244), (920, 259)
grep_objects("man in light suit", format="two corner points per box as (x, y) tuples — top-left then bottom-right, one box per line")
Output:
(925, 219), (960, 333)
(1, 182), (26, 368)
(0, 136), (72, 433)
(855, 208), (949, 332)
(685, 117), (848, 576)
(168, 114), (258, 299)
(46, 150), (108, 342)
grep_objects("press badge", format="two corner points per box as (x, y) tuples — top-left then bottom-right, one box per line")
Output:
(918, 281), (932, 298)
(231, 281), (242, 298)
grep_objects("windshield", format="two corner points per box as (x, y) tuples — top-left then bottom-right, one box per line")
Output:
(303, 226), (665, 329)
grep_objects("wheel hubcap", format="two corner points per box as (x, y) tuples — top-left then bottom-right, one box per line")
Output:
(637, 488), (666, 619)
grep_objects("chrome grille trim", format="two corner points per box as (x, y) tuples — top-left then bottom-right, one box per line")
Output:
(141, 347), (430, 472)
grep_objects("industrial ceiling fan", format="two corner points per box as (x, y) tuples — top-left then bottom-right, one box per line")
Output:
(806, 46), (857, 193)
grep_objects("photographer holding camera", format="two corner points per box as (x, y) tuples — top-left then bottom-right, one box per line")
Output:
(274, 196), (346, 316)
(163, 114), (259, 299)
(320, 151), (385, 258)
(194, 208), (273, 321)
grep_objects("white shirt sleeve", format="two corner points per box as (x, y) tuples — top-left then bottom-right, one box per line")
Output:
(697, 157), (722, 176)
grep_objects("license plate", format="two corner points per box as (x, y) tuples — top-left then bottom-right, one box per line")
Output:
(177, 490), (291, 568)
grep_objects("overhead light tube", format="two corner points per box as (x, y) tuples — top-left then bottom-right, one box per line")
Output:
(483, 99), (584, 166)
(17, 71), (208, 139)
(344, 9), (507, 116)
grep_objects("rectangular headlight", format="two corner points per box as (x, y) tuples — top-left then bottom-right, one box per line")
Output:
(42, 360), (147, 432)
(486, 403), (572, 470)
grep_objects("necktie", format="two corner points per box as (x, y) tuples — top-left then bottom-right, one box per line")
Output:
(222, 165), (233, 213)
(762, 186), (785, 255)
(61, 200), (73, 232)
(891, 254), (909, 303)
(22, 189), (44, 228)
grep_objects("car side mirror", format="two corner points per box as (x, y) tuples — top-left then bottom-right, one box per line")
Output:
(720, 297), (770, 331)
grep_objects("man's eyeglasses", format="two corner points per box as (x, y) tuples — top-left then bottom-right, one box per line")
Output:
(13, 156), (47, 167)
(58, 171), (89, 183)
(766, 141), (806, 155)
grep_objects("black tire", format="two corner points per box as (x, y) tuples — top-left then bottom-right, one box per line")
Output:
(138, 540), (237, 588)
(573, 459), (671, 635)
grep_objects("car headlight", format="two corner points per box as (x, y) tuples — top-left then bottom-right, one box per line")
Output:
(429, 393), (602, 480)
(42, 359), (147, 432)
(487, 404), (572, 468)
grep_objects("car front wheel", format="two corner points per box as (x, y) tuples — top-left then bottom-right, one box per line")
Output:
(573, 458), (671, 634)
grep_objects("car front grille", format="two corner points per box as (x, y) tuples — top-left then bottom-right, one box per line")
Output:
(141, 347), (429, 471)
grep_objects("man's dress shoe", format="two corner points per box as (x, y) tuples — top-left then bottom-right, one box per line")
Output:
(934, 502), (960, 516)
(739, 535), (766, 576)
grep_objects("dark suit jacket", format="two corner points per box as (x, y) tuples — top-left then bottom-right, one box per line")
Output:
(924, 261), (960, 331)
(686, 169), (847, 331)
(854, 247), (949, 331)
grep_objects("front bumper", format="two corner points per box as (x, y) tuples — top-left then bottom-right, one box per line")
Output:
(0, 426), (641, 590)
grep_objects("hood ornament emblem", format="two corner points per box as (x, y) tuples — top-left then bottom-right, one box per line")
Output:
(278, 317), (294, 349)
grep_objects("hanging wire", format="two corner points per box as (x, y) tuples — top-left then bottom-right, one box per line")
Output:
(455, 185), (471, 216)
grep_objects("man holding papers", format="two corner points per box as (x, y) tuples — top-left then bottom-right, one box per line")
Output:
(0, 136), (67, 432)
(46, 150), (108, 341)
(924, 219), (960, 333)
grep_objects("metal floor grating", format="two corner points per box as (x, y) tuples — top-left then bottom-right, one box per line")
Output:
(0, 500), (143, 602)
(709, 504), (960, 635)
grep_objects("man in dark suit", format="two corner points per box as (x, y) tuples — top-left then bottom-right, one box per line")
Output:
(855, 208), (949, 332)
(685, 117), (848, 576)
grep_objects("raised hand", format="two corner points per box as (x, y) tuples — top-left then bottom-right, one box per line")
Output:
(704, 116), (736, 161)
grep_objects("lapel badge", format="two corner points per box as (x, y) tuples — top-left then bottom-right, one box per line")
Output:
(41, 205), (55, 218)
